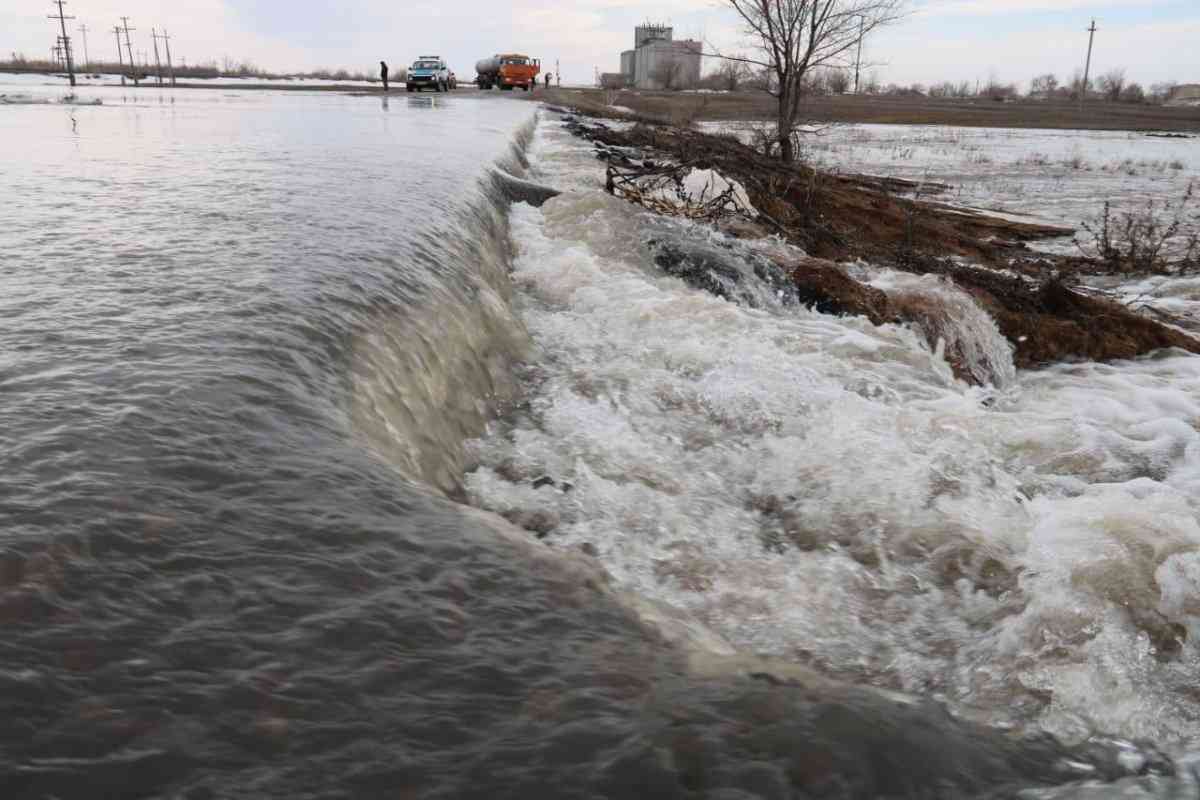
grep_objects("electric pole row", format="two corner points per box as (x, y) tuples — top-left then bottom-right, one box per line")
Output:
(149, 29), (175, 86)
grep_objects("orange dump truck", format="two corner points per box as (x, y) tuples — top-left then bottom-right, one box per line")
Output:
(475, 54), (541, 91)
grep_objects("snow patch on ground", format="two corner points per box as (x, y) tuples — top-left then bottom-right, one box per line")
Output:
(680, 168), (759, 217)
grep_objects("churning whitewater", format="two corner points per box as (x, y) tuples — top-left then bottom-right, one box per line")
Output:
(466, 112), (1200, 749)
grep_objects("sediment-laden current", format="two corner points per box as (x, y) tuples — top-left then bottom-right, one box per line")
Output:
(1, 83), (1198, 798)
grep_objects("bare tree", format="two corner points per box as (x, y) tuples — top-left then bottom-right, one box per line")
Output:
(1120, 82), (1145, 104)
(714, 0), (905, 162)
(1097, 67), (1126, 102)
(804, 69), (831, 95)
(983, 80), (1017, 101)
(1029, 73), (1058, 97)
(712, 58), (749, 91)
(826, 67), (851, 93)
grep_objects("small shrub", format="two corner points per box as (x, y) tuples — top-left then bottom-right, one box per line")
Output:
(1074, 182), (1199, 273)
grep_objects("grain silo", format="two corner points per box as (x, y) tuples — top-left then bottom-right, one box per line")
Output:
(617, 22), (702, 90)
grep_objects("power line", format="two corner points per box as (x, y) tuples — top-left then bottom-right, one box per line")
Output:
(47, 0), (76, 87)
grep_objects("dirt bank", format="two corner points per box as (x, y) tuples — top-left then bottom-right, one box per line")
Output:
(557, 110), (1200, 380)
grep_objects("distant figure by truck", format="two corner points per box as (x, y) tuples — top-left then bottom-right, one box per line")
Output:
(475, 54), (541, 91)
(407, 56), (450, 92)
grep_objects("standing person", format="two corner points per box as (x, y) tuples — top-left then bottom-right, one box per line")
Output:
(544, 72), (551, 89)
(380, 60), (389, 92)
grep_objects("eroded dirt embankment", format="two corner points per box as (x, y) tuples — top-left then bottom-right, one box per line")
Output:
(556, 109), (1200, 378)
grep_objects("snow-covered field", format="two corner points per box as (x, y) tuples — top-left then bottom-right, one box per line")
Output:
(707, 122), (1198, 242)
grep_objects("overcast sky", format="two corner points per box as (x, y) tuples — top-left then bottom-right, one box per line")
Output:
(6, 0), (1197, 89)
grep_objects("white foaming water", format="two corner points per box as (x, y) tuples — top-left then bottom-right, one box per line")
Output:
(466, 115), (1200, 748)
(855, 266), (1018, 388)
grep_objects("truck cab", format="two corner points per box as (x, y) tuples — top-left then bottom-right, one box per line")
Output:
(476, 54), (541, 91)
(406, 57), (450, 92)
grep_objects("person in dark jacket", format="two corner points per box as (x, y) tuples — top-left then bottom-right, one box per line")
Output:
(544, 72), (552, 89)
(380, 61), (389, 92)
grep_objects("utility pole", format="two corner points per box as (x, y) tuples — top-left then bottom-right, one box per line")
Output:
(1080, 19), (1097, 110)
(121, 17), (137, 85)
(161, 28), (175, 86)
(854, 15), (864, 94)
(48, 0), (76, 87)
(112, 25), (124, 76)
(151, 28), (163, 85)
(77, 23), (89, 71)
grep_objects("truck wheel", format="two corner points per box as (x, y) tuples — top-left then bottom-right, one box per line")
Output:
(407, 86), (414, 92)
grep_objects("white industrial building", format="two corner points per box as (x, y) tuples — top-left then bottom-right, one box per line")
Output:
(618, 24), (702, 91)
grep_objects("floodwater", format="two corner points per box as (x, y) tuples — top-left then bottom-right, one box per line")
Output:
(1, 80), (1198, 798)
(472, 119), (1200, 769)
